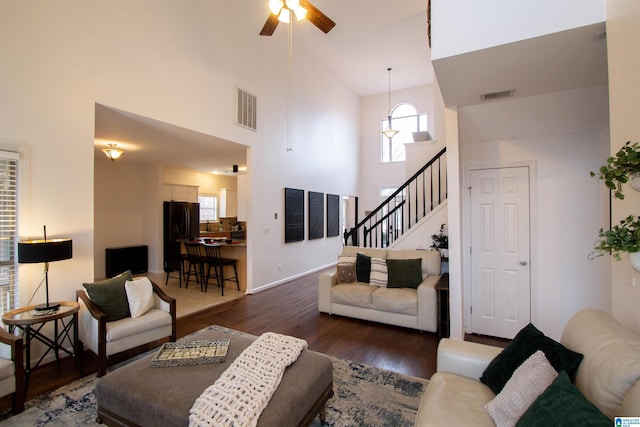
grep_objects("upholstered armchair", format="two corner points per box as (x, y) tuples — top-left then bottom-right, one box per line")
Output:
(0, 327), (24, 413)
(76, 277), (176, 377)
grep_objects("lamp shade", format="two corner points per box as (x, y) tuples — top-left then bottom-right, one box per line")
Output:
(18, 239), (73, 263)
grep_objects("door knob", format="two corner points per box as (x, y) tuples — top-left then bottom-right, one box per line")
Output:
(520, 260), (528, 266)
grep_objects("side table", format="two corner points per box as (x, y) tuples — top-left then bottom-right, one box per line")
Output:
(2, 301), (80, 394)
(435, 273), (450, 338)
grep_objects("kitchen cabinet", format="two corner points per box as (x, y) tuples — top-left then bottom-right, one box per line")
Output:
(163, 184), (198, 203)
(237, 175), (246, 221)
(219, 188), (237, 217)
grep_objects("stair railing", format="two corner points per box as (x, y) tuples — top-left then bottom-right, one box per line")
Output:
(344, 147), (447, 248)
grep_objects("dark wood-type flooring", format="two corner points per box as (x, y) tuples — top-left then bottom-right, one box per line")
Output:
(0, 268), (507, 413)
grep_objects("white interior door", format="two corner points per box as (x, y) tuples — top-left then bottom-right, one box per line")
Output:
(470, 166), (531, 339)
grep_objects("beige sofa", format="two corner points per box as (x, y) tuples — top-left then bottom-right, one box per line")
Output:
(415, 308), (640, 426)
(318, 246), (441, 333)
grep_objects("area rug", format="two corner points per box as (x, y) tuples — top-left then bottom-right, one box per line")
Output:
(0, 326), (428, 426)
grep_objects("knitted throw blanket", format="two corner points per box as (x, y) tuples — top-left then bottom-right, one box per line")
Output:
(188, 332), (308, 427)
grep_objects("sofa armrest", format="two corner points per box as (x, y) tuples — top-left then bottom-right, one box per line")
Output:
(76, 289), (106, 355)
(151, 280), (176, 342)
(437, 338), (503, 381)
(417, 275), (439, 332)
(0, 328), (24, 413)
(318, 271), (337, 313)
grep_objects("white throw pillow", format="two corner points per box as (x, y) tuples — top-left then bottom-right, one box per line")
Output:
(125, 277), (155, 318)
(369, 257), (388, 286)
(485, 350), (558, 427)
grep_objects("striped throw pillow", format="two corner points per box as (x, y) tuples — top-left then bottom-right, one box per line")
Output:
(369, 257), (388, 287)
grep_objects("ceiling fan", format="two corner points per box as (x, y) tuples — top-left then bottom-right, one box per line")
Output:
(260, 0), (336, 36)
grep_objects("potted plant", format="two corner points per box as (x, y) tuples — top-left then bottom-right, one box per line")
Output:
(430, 223), (448, 257)
(590, 141), (640, 199)
(590, 214), (640, 271)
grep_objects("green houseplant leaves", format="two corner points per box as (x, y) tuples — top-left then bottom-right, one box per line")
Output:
(590, 141), (640, 200)
(590, 215), (640, 261)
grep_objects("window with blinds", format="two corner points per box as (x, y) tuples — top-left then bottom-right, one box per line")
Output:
(0, 152), (18, 317)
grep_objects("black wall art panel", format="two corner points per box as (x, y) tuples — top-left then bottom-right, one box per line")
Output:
(308, 191), (324, 240)
(326, 194), (340, 237)
(285, 188), (304, 243)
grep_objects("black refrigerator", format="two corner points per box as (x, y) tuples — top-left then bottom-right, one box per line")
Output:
(163, 201), (200, 273)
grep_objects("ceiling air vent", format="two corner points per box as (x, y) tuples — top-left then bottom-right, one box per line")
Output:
(481, 89), (515, 102)
(236, 87), (257, 132)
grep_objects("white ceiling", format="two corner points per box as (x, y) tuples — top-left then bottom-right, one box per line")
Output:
(94, 0), (433, 173)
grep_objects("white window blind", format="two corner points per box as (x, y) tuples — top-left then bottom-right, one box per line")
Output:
(0, 151), (18, 317)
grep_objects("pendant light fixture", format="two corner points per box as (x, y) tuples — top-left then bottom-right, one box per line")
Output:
(382, 67), (399, 139)
(102, 143), (124, 161)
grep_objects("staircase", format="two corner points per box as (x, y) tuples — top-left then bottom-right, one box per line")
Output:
(345, 147), (447, 248)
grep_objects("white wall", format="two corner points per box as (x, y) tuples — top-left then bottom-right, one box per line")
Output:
(606, 0), (640, 334)
(1, 1), (360, 308)
(358, 84), (438, 223)
(432, 0), (605, 60)
(460, 126), (611, 340)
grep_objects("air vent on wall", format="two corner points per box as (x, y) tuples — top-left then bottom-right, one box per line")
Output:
(236, 87), (257, 131)
(481, 89), (515, 102)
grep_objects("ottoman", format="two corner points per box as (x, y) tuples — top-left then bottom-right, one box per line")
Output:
(96, 328), (334, 426)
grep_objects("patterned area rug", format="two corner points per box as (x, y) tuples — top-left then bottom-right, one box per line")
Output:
(0, 326), (428, 426)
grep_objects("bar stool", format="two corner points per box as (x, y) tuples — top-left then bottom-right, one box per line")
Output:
(184, 242), (206, 290)
(203, 244), (239, 295)
(165, 253), (188, 287)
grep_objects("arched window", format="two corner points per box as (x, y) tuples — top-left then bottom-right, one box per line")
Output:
(380, 103), (427, 163)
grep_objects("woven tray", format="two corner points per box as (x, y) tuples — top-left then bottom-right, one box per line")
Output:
(150, 339), (230, 368)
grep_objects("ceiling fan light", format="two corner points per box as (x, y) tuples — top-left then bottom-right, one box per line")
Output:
(269, 0), (284, 15)
(278, 8), (291, 23)
(293, 5), (307, 20)
(285, 0), (300, 8)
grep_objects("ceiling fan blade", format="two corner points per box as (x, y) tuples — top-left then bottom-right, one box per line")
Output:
(260, 14), (280, 36)
(300, 0), (336, 33)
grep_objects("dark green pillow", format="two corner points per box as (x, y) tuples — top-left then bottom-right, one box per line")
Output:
(516, 371), (611, 426)
(356, 253), (371, 283)
(480, 323), (583, 394)
(83, 270), (133, 322)
(386, 258), (423, 289)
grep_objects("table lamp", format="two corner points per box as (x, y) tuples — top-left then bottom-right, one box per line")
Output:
(18, 226), (73, 312)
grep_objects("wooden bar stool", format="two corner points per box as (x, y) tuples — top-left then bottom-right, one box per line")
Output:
(203, 244), (239, 295)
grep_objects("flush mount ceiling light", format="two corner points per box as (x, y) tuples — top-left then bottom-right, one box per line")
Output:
(382, 67), (399, 139)
(101, 143), (124, 161)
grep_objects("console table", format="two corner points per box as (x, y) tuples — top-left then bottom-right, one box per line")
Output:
(2, 301), (80, 394)
(435, 273), (450, 337)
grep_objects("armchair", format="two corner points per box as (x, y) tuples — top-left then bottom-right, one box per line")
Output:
(76, 280), (176, 377)
(0, 327), (24, 413)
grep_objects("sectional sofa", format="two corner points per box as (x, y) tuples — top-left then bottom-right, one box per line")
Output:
(415, 308), (640, 426)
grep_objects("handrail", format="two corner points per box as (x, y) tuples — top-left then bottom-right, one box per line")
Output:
(344, 147), (447, 248)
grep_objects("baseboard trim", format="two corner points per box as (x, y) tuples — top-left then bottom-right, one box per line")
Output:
(247, 262), (336, 294)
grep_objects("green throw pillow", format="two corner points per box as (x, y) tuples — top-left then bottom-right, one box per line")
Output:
(386, 258), (423, 289)
(516, 371), (611, 426)
(356, 253), (371, 283)
(480, 323), (583, 394)
(83, 270), (133, 322)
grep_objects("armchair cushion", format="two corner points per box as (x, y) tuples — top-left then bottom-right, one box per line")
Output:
(516, 371), (611, 426)
(125, 277), (155, 318)
(83, 270), (133, 322)
(0, 357), (14, 381)
(480, 323), (583, 394)
(485, 350), (557, 427)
